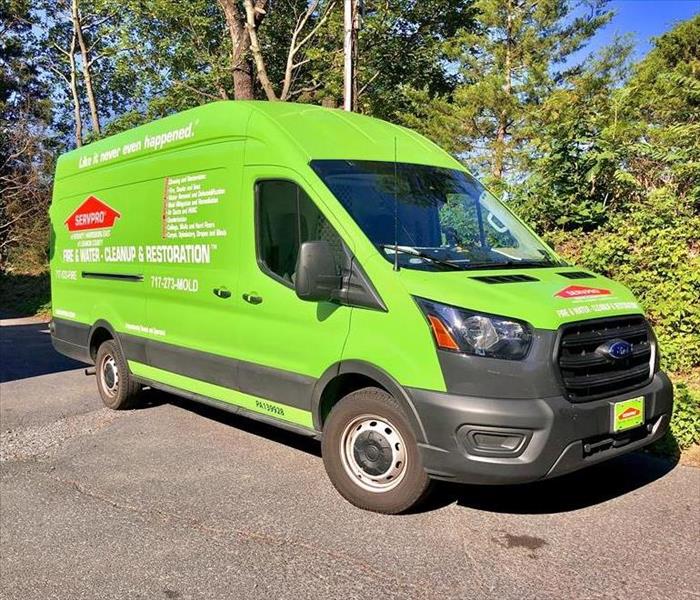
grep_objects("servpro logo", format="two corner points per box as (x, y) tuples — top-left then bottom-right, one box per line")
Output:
(555, 285), (611, 299)
(619, 407), (641, 421)
(65, 196), (121, 232)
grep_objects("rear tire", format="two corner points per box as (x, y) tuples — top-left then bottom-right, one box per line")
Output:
(322, 387), (432, 514)
(95, 339), (140, 410)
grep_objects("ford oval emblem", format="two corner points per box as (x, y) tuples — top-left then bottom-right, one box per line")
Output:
(597, 338), (633, 360)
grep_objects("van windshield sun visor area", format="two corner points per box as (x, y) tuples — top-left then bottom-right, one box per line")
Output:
(310, 160), (563, 272)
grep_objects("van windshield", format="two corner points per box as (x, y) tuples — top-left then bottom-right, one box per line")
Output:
(311, 160), (562, 271)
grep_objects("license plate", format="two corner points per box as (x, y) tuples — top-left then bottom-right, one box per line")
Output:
(612, 396), (645, 433)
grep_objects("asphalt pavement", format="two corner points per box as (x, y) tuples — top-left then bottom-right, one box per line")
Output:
(1, 323), (699, 599)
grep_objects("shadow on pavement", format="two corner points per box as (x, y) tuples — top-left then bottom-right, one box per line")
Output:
(0, 323), (87, 383)
(142, 387), (322, 458)
(423, 451), (678, 515)
(140, 387), (676, 515)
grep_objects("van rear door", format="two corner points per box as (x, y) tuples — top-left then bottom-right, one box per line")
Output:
(140, 143), (242, 373)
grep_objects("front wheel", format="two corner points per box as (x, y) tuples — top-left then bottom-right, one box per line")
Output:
(322, 387), (432, 514)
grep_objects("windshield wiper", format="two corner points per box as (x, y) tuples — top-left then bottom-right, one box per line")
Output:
(377, 244), (463, 270)
(463, 259), (557, 270)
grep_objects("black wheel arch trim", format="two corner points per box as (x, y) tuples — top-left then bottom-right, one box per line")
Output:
(50, 317), (128, 367)
(311, 360), (428, 443)
(88, 319), (129, 364)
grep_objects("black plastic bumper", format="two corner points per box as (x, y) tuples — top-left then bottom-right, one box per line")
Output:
(408, 371), (673, 485)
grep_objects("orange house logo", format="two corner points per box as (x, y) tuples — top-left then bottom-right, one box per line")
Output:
(619, 406), (641, 421)
(65, 196), (121, 232)
(555, 285), (611, 299)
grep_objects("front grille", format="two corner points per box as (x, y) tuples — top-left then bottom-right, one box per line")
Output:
(557, 316), (653, 402)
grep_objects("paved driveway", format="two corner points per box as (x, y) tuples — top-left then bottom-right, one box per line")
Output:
(1, 324), (698, 599)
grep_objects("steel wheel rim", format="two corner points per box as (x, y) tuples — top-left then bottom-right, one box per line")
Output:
(340, 414), (407, 493)
(100, 353), (119, 397)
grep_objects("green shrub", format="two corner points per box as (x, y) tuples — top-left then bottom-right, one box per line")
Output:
(544, 190), (700, 375)
(650, 383), (700, 458)
(509, 17), (700, 379)
(0, 272), (51, 318)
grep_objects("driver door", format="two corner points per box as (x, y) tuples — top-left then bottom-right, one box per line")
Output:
(232, 167), (352, 414)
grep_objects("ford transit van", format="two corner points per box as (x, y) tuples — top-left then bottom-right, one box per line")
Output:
(49, 101), (673, 513)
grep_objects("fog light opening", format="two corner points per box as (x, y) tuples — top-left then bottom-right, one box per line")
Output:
(458, 425), (532, 458)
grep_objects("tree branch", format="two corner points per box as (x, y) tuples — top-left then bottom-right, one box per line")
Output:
(172, 80), (224, 101)
(358, 71), (380, 97)
(82, 11), (117, 30)
(289, 81), (323, 97)
(280, 0), (337, 101)
(295, 0), (336, 54)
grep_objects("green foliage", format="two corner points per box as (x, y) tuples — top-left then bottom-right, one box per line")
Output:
(512, 37), (635, 231)
(400, 0), (612, 179)
(545, 190), (700, 374)
(670, 384), (700, 451)
(512, 16), (700, 376)
(259, 0), (476, 115)
(0, 273), (51, 318)
(355, 0), (476, 119)
(1, 0), (55, 270)
(651, 383), (700, 457)
(97, 0), (231, 135)
(496, 16), (700, 459)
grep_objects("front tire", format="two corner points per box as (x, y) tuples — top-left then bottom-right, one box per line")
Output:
(322, 387), (432, 514)
(95, 339), (140, 410)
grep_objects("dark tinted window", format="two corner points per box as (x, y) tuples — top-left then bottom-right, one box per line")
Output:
(311, 160), (559, 271)
(256, 180), (343, 284)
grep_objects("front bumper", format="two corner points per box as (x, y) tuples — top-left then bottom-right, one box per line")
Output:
(409, 371), (673, 485)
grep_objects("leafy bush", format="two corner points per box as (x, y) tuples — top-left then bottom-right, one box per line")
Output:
(0, 273), (51, 318)
(543, 191), (700, 374)
(650, 383), (700, 458)
(512, 18), (700, 377)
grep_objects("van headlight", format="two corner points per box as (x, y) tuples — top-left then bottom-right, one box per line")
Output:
(415, 297), (532, 360)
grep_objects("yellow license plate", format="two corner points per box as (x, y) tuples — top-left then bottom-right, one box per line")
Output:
(612, 396), (645, 433)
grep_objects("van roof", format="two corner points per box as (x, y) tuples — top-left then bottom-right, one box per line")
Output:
(55, 101), (460, 181)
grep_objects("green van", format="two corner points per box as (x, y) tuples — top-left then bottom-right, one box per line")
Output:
(50, 101), (673, 513)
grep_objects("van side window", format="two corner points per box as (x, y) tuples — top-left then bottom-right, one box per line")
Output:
(256, 180), (344, 284)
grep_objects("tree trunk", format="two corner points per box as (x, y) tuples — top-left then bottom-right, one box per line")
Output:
(492, 122), (506, 180)
(233, 60), (254, 100)
(68, 32), (83, 147)
(492, 0), (513, 180)
(243, 0), (277, 101)
(351, 0), (360, 111)
(218, 0), (255, 100)
(71, 0), (100, 135)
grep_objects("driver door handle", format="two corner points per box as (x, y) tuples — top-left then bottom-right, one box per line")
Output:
(242, 292), (263, 305)
(213, 287), (231, 299)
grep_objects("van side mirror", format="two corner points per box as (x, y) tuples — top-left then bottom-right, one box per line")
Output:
(295, 241), (342, 302)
